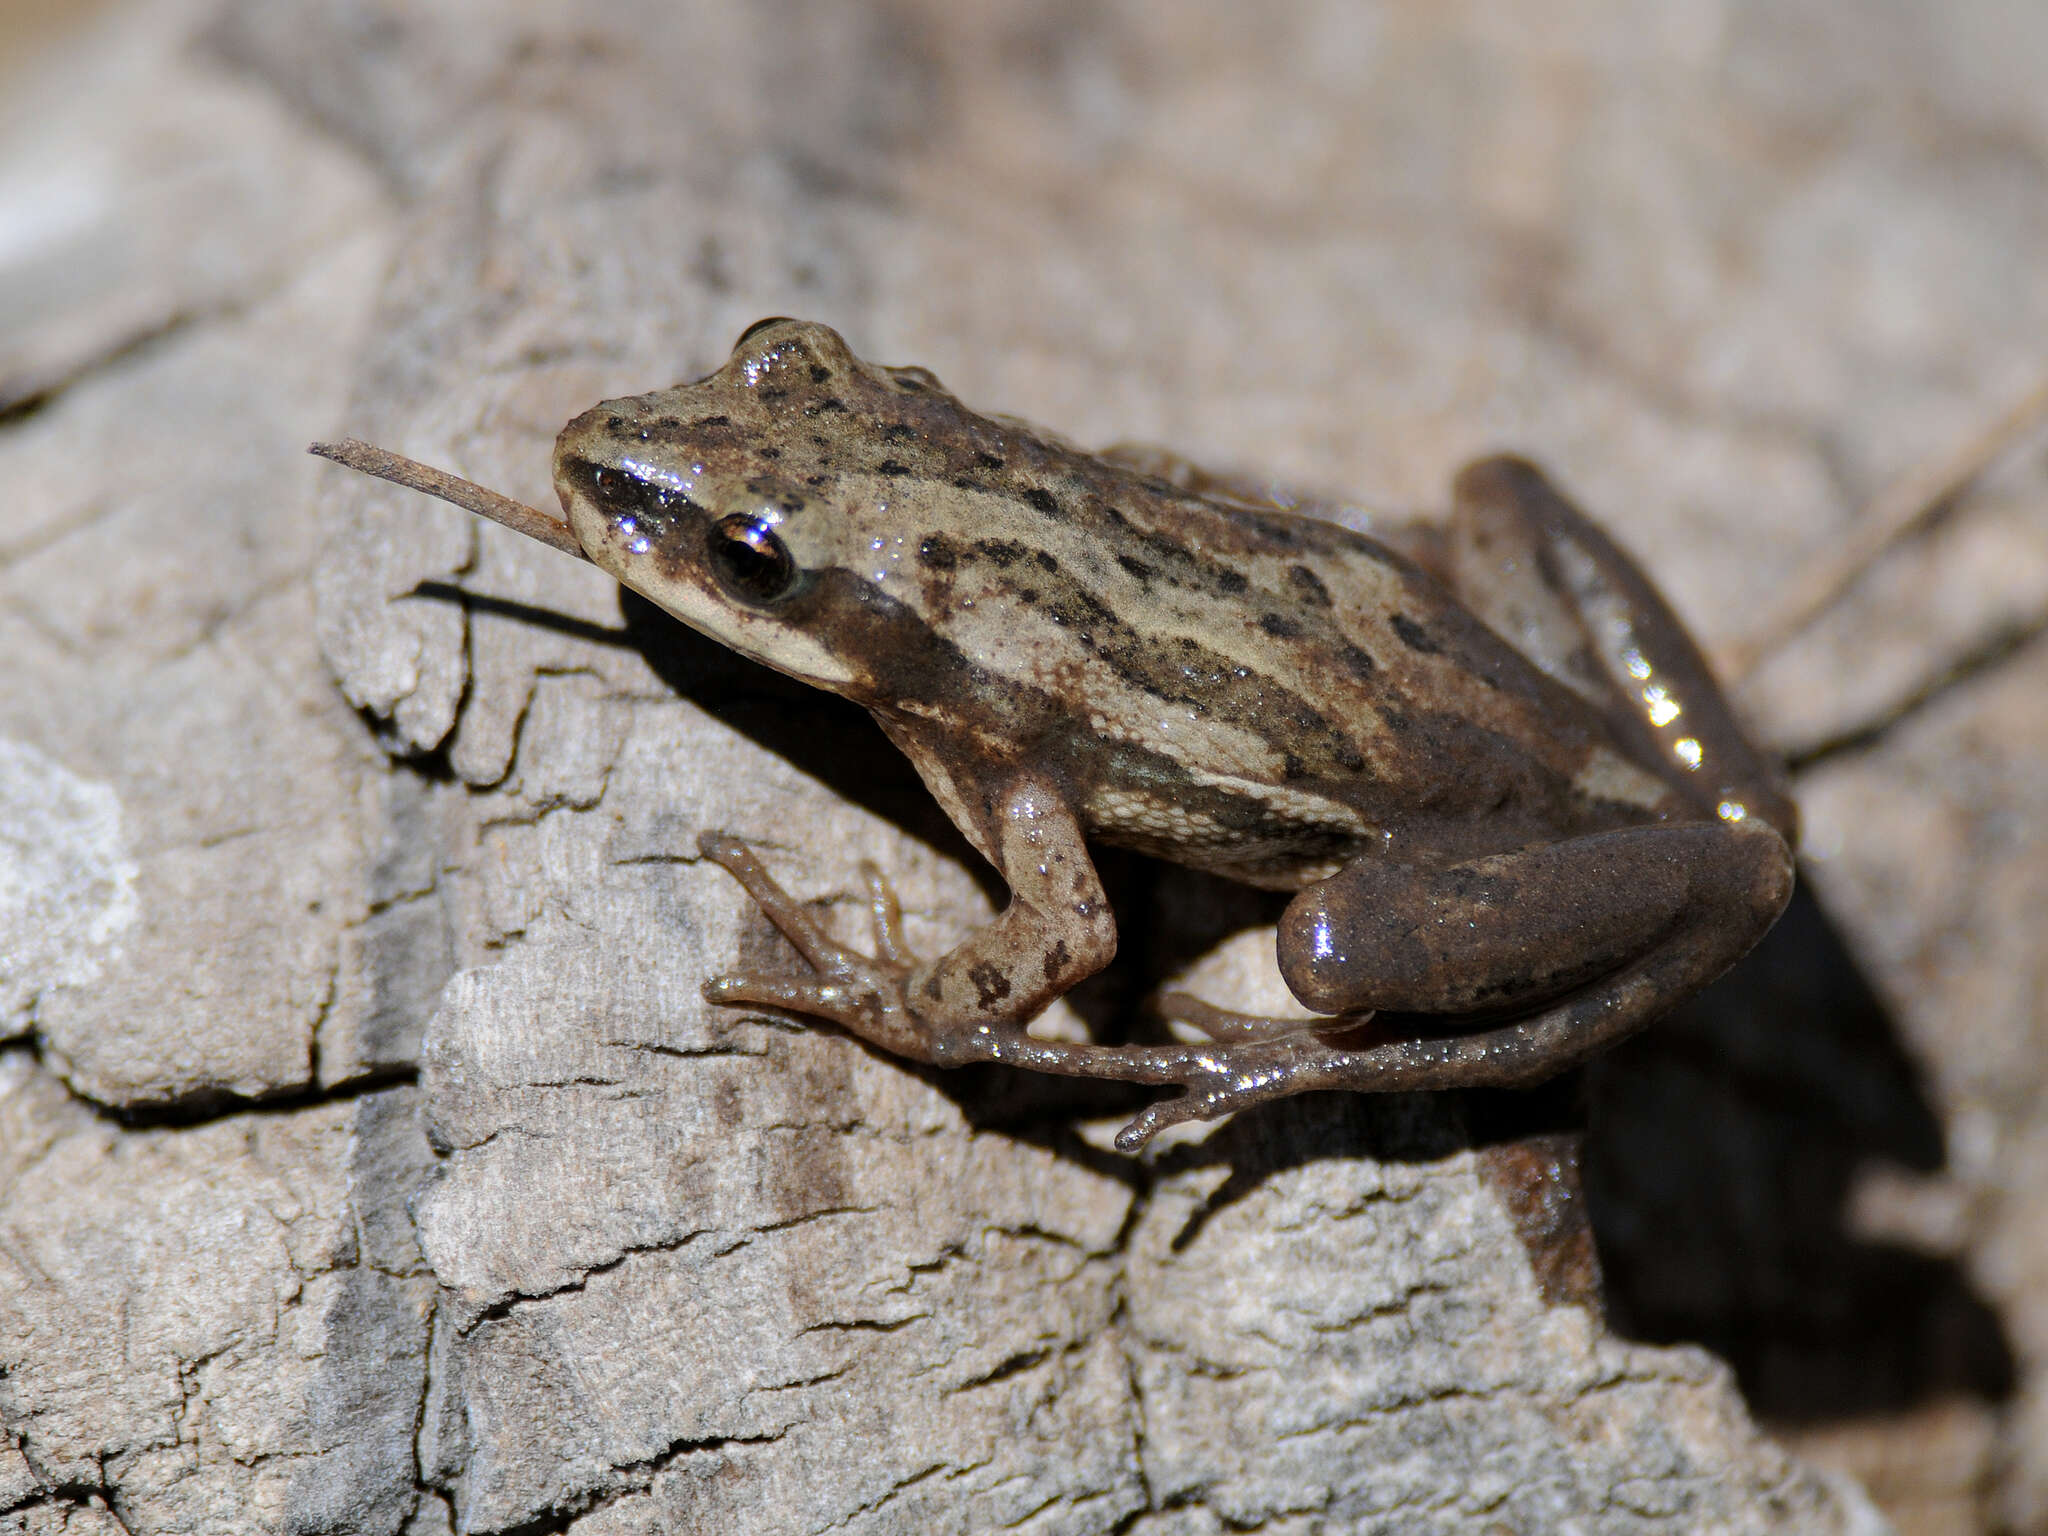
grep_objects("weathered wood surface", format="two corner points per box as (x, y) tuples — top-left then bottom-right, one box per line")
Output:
(4, 1), (2046, 1532)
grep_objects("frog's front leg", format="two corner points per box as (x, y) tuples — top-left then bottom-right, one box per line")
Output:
(700, 769), (1118, 1066)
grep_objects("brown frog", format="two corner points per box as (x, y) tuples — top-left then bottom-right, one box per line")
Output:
(317, 318), (1796, 1149)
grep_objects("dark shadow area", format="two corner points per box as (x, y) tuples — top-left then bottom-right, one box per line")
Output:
(617, 587), (993, 887)
(463, 579), (2013, 1426)
(1584, 876), (2015, 1421)
(412, 579), (987, 875)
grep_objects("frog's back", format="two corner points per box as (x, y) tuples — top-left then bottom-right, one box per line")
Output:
(805, 384), (1673, 881)
(992, 445), (1667, 870)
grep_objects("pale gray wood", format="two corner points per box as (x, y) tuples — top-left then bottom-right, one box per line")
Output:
(6, 0), (2047, 1532)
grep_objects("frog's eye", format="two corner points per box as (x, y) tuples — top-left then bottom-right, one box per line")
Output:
(736, 316), (795, 348)
(707, 514), (798, 604)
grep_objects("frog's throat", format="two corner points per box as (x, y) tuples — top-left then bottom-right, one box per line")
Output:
(309, 439), (592, 563)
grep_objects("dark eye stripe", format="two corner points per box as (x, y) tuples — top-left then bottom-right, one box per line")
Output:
(566, 457), (699, 527)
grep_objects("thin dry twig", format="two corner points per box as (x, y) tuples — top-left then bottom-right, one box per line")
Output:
(1719, 377), (2048, 681)
(309, 438), (591, 562)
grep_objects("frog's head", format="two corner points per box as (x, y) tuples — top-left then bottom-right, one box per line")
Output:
(552, 318), (975, 701)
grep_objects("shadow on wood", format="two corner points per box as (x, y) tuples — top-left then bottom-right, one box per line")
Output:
(1585, 878), (2015, 1422)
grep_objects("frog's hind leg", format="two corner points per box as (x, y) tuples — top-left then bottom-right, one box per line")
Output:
(1273, 821), (1794, 1017)
(1118, 903), (1739, 1151)
(1447, 456), (1797, 844)
(1127, 815), (1794, 1149)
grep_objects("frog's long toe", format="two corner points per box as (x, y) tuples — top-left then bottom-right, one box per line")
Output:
(1115, 1094), (1218, 1151)
(704, 971), (874, 1021)
(1156, 989), (1366, 1043)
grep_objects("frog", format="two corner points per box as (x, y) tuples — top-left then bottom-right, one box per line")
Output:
(317, 317), (1797, 1151)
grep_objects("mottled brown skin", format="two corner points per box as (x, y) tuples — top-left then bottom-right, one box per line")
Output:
(553, 319), (1796, 1149)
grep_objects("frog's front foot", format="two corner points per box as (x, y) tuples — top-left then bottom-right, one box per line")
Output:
(702, 777), (1124, 1079)
(698, 832), (942, 1064)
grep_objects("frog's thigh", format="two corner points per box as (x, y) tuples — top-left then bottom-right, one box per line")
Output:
(1277, 821), (1791, 1018)
(912, 772), (1117, 1045)
(1448, 456), (1797, 842)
